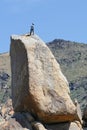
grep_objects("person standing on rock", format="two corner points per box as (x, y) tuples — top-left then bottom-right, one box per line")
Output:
(30, 23), (34, 35)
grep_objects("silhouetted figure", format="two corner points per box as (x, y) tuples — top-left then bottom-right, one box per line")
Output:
(30, 23), (34, 35)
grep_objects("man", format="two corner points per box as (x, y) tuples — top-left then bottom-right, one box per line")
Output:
(30, 23), (34, 35)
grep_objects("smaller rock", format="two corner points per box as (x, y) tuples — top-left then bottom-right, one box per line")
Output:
(74, 99), (83, 124)
(32, 122), (47, 130)
(0, 118), (29, 130)
(0, 99), (14, 119)
(69, 121), (83, 130)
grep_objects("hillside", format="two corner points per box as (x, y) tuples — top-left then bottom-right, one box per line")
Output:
(0, 53), (11, 103)
(47, 39), (87, 110)
(0, 39), (87, 111)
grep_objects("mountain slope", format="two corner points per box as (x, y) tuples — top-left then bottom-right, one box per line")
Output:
(47, 39), (87, 110)
(0, 53), (11, 103)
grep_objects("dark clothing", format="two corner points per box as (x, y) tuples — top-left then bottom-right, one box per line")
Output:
(30, 25), (34, 35)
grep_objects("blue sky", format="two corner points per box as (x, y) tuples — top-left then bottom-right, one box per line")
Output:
(0, 0), (87, 53)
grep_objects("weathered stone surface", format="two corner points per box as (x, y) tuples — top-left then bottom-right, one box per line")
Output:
(32, 122), (47, 130)
(74, 99), (83, 124)
(0, 112), (34, 130)
(69, 121), (83, 130)
(10, 34), (77, 123)
(0, 118), (29, 130)
(0, 99), (14, 120)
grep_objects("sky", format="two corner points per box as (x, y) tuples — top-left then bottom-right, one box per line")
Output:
(0, 0), (87, 53)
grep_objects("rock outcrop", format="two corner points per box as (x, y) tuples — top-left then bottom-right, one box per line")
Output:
(0, 34), (83, 129)
(10, 34), (78, 123)
(0, 99), (83, 130)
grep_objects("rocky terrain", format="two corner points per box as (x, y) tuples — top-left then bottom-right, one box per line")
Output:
(0, 39), (87, 111)
(0, 34), (84, 130)
(0, 36), (87, 129)
(0, 53), (11, 104)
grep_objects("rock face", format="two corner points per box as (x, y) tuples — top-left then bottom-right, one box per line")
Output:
(10, 34), (77, 123)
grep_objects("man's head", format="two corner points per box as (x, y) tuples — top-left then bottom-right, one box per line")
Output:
(32, 23), (34, 25)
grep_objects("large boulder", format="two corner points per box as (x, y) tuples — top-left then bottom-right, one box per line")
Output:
(10, 34), (77, 123)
